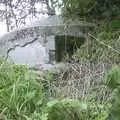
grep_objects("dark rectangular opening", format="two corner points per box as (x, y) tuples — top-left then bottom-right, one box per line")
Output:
(55, 35), (85, 62)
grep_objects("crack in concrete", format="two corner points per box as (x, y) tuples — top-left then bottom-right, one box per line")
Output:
(6, 38), (38, 60)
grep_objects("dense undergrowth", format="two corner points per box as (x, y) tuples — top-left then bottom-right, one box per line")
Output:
(0, 58), (43, 119)
(1, 58), (120, 120)
(72, 19), (120, 120)
(1, 19), (120, 120)
(73, 20), (120, 63)
(0, 0), (120, 119)
(106, 66), (120, 120)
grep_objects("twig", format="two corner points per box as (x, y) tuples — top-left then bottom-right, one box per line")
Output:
(6, 38), (38, 60)
(88, 33), (120, 55)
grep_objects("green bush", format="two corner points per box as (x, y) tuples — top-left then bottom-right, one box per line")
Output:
(42, 99), (87, 120)
(41, 98), (110, 120)
(106, 66), (120, 120)
(106, 66), (120, 89)
(0, 59), (43, 119)
(0, 58), (112, 120)
(86, 97), (111, 120)
(111, 20), (120, 29)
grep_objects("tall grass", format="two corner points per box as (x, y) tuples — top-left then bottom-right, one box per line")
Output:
(0, 58), (43, 120)
(0, 58), (113, 120)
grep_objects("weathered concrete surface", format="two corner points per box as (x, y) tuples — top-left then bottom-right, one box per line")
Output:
(8, 42), (48, 66)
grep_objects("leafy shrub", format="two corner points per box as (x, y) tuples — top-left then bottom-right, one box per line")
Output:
(106, 66), (120, 89)
(111, 20), (120, 29)
(42, 99), (87, 120)
(41, 98), (110, 120)
(106, 66), (120, 120)
(86, 96), (111, 120)
(0, 59), (43, 119)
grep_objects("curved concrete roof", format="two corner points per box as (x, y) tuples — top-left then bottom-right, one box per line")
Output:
(0, 15), (94, 42)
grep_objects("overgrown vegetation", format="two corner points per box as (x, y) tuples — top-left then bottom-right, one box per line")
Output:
(73, 20), (120, 63)
(0, 0), (120, 119)
(62, 1), (120, 119)
(106, 66), (120, 120)
(62, 0), (120, 20)
(0, 58), (115, 120)
(0, 58), (43, 119)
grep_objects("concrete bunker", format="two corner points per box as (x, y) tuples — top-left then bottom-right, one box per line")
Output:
(0, 15), (94, 68)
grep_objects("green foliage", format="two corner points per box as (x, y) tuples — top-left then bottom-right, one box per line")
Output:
(106, 66), (120, 120)
(89, 0), (120, 19)
(111, 20), (120, 29)
(106, 66), (120, 89)
(62, 0), (95, 18)
(41, 97), (110, 120)
(0, 59), (43, 119)
(0, 58), (112, 120)
(73, 22), (120, 63)
(85, 92), (111, 120)
(42, 99), (87, 120)
(62, 0), (120, 19)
